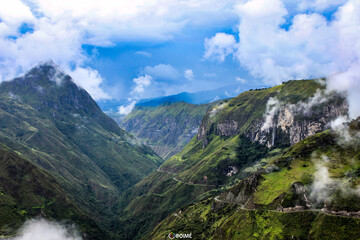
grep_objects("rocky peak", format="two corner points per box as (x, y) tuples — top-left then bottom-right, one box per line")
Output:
(0, 61), (121, 134)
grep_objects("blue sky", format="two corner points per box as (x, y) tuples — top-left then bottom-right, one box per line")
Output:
(0, 0), (360, 116)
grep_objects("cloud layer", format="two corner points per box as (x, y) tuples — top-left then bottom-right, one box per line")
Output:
(205, 0), (360, 118)
(0, 0), (236, 100)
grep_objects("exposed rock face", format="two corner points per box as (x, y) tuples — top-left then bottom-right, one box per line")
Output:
(248, 96), (348, 148)
(198, 90), (348, 149)
(219, 170), (264, 207)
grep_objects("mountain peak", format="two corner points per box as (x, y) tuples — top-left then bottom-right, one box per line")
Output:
(25, 60), (67, 86)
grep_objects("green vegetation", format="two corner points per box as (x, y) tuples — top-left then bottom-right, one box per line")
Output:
(120, 101), (214, 159)
(0, 143), (108, 238)
(151, 129), (360, 239)
(115, 80), (340, 239)
(0, 64), (162, 239)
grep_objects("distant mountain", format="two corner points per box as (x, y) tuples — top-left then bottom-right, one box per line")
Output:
(0, 62), (162, 239)
(120, 101), (216, 159)
(97, 84), (239, 112)
(136, 85), (239, 106)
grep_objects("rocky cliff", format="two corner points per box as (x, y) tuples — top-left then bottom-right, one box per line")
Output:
(198, 80), (348, 148)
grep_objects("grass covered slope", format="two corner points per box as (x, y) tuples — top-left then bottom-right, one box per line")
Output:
(0, 62), (162, 237)
(120, 101), (214, 159)
(0, 143), (108, 239)
(151, 126), (360, 239)
(117, 79), (349, 239)
(162, 79), (347, 185)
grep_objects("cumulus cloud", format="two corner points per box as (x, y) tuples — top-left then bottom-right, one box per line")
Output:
(203, 33), (236, 62)
(131, 75), (152, 94)
(184, 69), (194, 81)
(14, 218), (81, 240)
(70, 67), (110, 100)
(205, 0), (360, 119)
(0, 0), (237, 99)
(118, 75), (152, 115)
(118, 101), (136, 115)
(143, 64), (180, 81)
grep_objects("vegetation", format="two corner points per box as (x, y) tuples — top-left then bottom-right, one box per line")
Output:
(0, 63), (162, 238)
(120, 101), (214, 159)
(151, 129), (360, 239)
(0, 143), (108, 239)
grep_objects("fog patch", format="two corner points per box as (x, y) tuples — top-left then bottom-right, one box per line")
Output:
(14, 218), (82, 240)
(310, 156), (334, 204)
(209, 102), (227, 118)
(288, 89), (328, 114)
(329, 116), (360, 145)
(261, 97), (281, 131)
(310, 155), (360, 208)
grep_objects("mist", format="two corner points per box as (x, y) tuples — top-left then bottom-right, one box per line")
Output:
(14, 218), (82, 240)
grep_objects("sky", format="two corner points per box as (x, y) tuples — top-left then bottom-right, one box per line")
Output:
(0, 0), (359, 117)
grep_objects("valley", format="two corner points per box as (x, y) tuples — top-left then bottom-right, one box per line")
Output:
(0, 64), (359, 240)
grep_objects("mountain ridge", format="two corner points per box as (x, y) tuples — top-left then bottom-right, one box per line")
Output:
(0, 62), (162, 239)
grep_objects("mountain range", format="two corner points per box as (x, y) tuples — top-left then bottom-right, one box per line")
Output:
(1, 63), (360, 240)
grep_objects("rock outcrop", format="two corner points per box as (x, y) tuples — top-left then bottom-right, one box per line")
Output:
(198, 84), (348, 149)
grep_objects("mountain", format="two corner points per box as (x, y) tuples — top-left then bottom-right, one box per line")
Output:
(115, 79), (350, 239)
(120, 101), (216, 159)
(136, 85), (238, 107)
(97, 84), (239, 113)
(151, 124), (360, 239)
(0, 62), (162, 238)
(0, 143), (107, 239)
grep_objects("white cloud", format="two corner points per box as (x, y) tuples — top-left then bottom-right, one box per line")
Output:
(236, 76), (247, 83)
(14, 218), (81, 240)
(310, 156), (333, 204)
(118, 74), (152, 115)
(143, 64), (179, 80)
(118, 101), (136, 115)
(205, 0), (360, 119)
(131, 74), (152, 94)
(135, 51), (152, 57)
(29, 0), (237, 43)
(0, 0), (34, 27)
(0, 0), (237, 99)
(184, 69), (194, 81)
(261, 97), (281, 131)
(70, 67), (111, 100)
(203, 32), (236, 62)
(296, 0), (348, 11)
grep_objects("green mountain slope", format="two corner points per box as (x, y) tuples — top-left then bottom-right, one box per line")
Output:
(116, 79), (348, 239)
(0, 143), (107, 239)
(120, 102), (214, 159)
(151, 125), (360, 239)
(0, 62), (162, 237)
